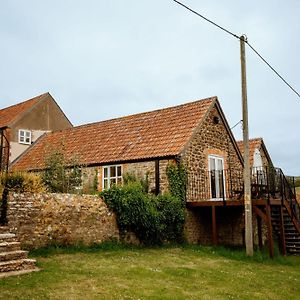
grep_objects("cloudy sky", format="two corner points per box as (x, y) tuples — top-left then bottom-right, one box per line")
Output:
(1, 1), (299, 175)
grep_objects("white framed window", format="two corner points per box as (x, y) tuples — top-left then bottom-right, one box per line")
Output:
(103, 165), (122, 190)
(208, 155), (226, 200)
(18, 129), (32, 145)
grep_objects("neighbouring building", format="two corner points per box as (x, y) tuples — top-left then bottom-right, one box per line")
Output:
(236, 137), (273, 170)
(0, 92), (73, 170)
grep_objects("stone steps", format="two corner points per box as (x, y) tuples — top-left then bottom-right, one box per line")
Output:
(0, 250), (28, 262)
(0, 259), (36, 273)
(0, 233), (17, 243)
(0, 229), (39, 278)
(0, 241), (21, 253)
(0, 226), (10, 234)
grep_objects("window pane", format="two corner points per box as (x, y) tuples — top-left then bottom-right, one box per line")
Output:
(117, 166), (122, 177)
(210, 171), (216, 198)
(117, 178), (122, 185)
(104, 167), (108, 178)
(19, 131), (24, 142)
(209, 157), (215, 170)
(217, 159), (223, 171)
(110, 166), (116, 177)
(104, 179), (108, 189)
(110, 178), (116, 186)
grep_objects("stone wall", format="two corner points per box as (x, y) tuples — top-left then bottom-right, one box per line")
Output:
(185, 207), (268, 247)
(82, 159), (172, 194)
(181, 106), (243, 202)
(6, 193), (119, 249)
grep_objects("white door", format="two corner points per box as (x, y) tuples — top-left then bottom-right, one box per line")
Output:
(209, 155), (225, 200)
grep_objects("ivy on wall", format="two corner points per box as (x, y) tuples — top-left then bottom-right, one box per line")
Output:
(166, 161), (187, 204)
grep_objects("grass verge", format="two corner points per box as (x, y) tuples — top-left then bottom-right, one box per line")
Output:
(0, 243), (299, 299)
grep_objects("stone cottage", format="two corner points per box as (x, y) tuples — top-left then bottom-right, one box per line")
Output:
(11, 96), (300, 255)
(12, 96), (243, 195)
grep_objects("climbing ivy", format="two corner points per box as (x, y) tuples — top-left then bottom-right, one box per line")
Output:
(166, 161), (187, 204)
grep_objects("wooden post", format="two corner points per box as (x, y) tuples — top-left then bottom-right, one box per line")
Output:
(279, 205), (287, 256)
(265, 203), (274, 258)
(0, 129), (3, 172)
(212, 206), (218, 246)
(257, 215), (263, 251)
(155, 160), (160, 195)
(240, 35), (253, 256)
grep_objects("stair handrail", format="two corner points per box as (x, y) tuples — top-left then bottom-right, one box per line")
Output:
(279, 168), (300, 226)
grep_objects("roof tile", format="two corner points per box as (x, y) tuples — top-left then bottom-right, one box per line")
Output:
(236, 138), (263, 165)
(0, 93), (47, 128)
(13, 97), (216, 170)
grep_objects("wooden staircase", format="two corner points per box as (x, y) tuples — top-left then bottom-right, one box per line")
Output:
(0, 226), (39, 278)
(271, 206), (300, 255)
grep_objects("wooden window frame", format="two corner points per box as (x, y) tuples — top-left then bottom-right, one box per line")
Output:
(102, 165), (122, 190)
(18, 129), (32, 145)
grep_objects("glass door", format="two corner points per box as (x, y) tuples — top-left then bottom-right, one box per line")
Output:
(209, 155), (225, 200)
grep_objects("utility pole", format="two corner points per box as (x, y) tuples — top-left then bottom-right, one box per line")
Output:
(240, 35), (253, 256)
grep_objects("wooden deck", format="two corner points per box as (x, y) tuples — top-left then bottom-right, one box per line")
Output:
(186, 196), (300, 258)
(186, 198), (282, 207)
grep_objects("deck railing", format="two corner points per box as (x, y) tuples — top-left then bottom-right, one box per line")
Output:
(187, 166), (297, 208)
(187, 168), (244, 202)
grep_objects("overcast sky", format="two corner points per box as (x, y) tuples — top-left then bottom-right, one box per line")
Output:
(1, 1), (299, 175)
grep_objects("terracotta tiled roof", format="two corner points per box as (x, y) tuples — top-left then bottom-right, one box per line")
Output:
(0, 93), (47, 128)
(12, 97), (216, 170)
(236, 138), (263, 166)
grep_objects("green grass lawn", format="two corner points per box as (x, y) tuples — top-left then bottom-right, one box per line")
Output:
(0, 244), (299, 300)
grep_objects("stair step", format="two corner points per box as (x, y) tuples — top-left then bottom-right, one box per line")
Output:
(287, 247), (300, 252)
(0, 259), (36, 273)
(0, 242), (21, 253)
(0, 233), (16, 243)
(0, 250), (28, 262)
(286, 240), (300, 244)
(0, 268), (40, 279)
(287, 247), (300, 253)
(0, 227), (10, 234)
(285, 233), (300, 237)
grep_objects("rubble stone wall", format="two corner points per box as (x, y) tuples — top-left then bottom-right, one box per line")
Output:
(6, 193), (119, 249)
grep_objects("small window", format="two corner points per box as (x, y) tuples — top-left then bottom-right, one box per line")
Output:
(103, 165), (122, 190)
(19, 129), (31, 145)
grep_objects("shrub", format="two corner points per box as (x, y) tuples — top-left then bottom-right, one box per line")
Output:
(43, 148), (82, 193)
(294, 177), (300, 188)
(100, 182), (185, 245)
(0, 172), (46, 194)
(0, 172), (46, 225)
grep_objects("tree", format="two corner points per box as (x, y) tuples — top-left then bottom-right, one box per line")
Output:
(43, 146), (82, 193)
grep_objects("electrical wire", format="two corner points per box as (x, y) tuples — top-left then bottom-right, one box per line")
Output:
(171, 0), (239, 40)
(230, 120), (243, 130)
(246, 41), (300, 98)
(171, 0), (300, 99)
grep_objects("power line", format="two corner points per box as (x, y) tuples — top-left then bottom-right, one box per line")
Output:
(230, 120), (243, 130)
(246, 41), (300, 98)
(171, 0), (239, 40)
(171, 0), (300, 99)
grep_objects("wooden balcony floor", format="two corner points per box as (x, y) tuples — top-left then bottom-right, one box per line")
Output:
(186, 198), (282, 207)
